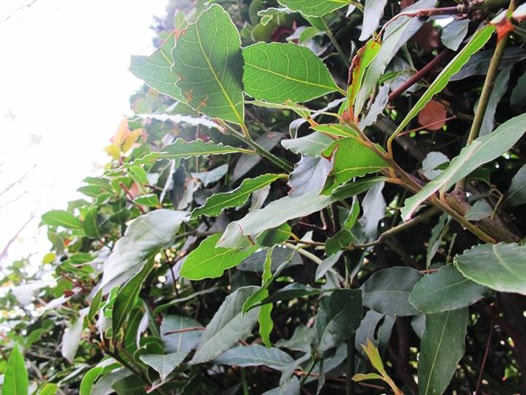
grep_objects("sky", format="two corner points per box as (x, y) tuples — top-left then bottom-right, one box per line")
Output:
(0, 0), (167, 264)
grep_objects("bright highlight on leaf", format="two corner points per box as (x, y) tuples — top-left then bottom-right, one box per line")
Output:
(243, 42), (340, 103)
(172, 4), (245, 124)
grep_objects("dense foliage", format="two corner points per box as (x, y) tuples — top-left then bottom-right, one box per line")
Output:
(2, 0), (526, 394)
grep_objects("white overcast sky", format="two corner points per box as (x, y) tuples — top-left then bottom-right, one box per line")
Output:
(0, 0), (167, 263)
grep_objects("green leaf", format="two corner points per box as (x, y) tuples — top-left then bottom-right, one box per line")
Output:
(100, 209), (188, 293)
(80, 367), (104, 395)
(129, 34), (185, 102)
(140, 353), (187, 382)
(392, 24), (495, 143)
(316, 289), (362, 352)
(277, 0), (349, 17)
(84, 206), (101, 239)
(180, 233), (258, 280)
(331, 176), (388, 201)
(218, 192), (332, 248)
(409, 265), (490, 314)
(323, 138), (388, 190)
(281, 132), (334, 156)
(41, 210), (83, 231)
(161, 315), (203, 354)
(131, 138), (253, 166)
(504, 164), (526, 207)
(454, 243), (526, 295)
(354, 0), (436, 115)
(192, 174), (286, 218)
(2, 344), (28, 395)
(288, 156), (331, 197)
(313, 124), (361, 139)
(37, 383), (58, 395)
(214, 345), (294, 370)
(402, 113), (526, 219)
(190, 286), (260, 364)
(361, 267), (423, 316)
(419, 308), (468, 395)
(359, 0), (388, 41)
(133, 193), (160, 208)
(172, 4), (244, 124)
(259, 283), (324, 305)
(242, 42), (339, 103)
(112, 260), (153, 334)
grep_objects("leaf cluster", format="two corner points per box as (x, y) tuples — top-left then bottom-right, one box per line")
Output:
(2, 1), (526, 394)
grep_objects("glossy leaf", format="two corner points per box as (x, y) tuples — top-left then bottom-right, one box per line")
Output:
(402, 113), (526, 219)
(242, 42), (339, 103)
(288, 156), (331, 197)
(218, 192), (332, 248)
(214, 345), (294, 370)
(180, 233), (258, 280)
(361, 267), (423, 316)
(409, 265), (490, 313)
(323, 138), (387, 190)
(172, 4), (244, 123)
(441, 19), (469, 51)
(41, 210), (83, 231)
(281, 132), (334, 156)
(190, 286), (260, 364)
(129, 34), (185, 102)
(277, 0), (349, 17)
(99, 209), (188, 293)
(359, 0), (388, 41)
(140, 353), (186, 382)
(419, 308), (468, 395)
(454, 243), (526, 295)
(3, 344), (28, 395)
(192, 174), (286, 218)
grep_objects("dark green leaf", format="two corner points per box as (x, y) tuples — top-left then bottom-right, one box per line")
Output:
(419, 308), (468, 395)
(192, 174), (286, 218)
(260, 283), (324, 305)
(214, 345), (294, 370)
(316, 289), (362, 351)
(84, 206), (101, 239)
(140, 353), (187, 382)
(113, 260), (153, 334)
(504, 164), (526, 207)
(361, 267), (423, 316)
(190, 286), (260, 364)
(409, 265), (490, 313)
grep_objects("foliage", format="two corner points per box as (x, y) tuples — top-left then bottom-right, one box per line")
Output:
(2, 0), (526, 394)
